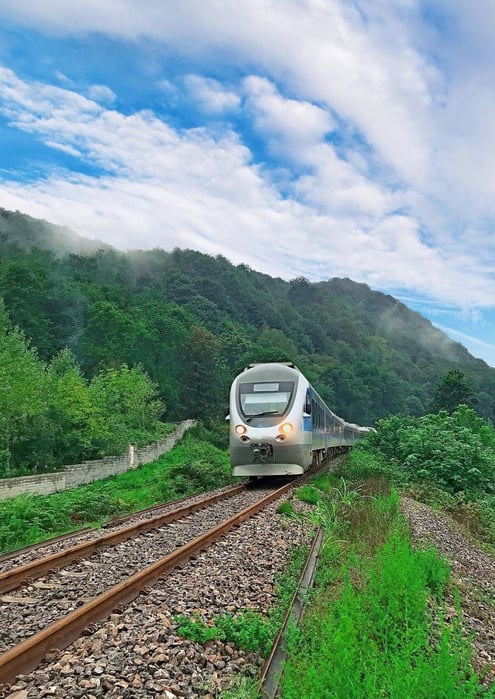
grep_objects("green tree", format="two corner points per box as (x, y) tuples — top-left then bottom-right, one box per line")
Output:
(178, 326), (227, 420)
(46, 348), (103, 464)
(0, 257), (56, 358)
(429, 370), (476, 413)
(81, 300), (149, 372)
(88, 365), (165, 454)
(362, 406), (495, 494)
(236, 327), (299, 373)
(0, 302), (48, 474)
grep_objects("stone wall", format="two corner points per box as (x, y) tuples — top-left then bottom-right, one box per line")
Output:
(0, 420), (195, 501)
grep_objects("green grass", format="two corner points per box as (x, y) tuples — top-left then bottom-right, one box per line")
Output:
(0, 424), (233, 554)
(174, 609), (273, 655)
(276, 500), (297, 516)
(344, 448), (495, 553)
(280, 485), (493, 698)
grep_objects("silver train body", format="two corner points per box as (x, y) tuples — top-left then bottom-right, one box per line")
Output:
(228, 362), (372, 477)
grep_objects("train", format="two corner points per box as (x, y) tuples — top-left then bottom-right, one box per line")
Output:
(228, 362), (372, 478)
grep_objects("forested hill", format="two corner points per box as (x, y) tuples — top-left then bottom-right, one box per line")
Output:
(1, 207), (495, 425)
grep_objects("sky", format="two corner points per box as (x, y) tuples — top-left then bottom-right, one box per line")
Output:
(0, 2), (495, 366)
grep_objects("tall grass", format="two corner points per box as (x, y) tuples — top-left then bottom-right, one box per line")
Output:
(281, 485), (492, 698)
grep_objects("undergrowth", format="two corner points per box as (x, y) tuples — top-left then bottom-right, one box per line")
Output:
(0, 422), (233, 554)
(281, 483), (493, 698)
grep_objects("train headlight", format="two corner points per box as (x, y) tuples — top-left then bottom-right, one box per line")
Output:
(234, 424), (247, 435)
(280, 422), (293, 434)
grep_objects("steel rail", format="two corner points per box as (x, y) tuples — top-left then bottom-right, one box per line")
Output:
(0, 485), (246, 563)
(0, 528), (93, 564)
(0, 484), (245, 594)
(101, 486), (247, 528)
(258, 526), (324, 698)
(0, 480), (292, 686)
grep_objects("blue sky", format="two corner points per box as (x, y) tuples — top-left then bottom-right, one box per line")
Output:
(1, 2), (495, 366)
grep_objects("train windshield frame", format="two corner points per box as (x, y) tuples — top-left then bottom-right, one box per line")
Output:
(238, 380), (295, 420)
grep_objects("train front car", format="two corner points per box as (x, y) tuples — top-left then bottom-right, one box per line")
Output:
(229, 362), (312, 477)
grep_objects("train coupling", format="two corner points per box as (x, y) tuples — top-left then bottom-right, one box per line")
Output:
(251, 442), (274, 462)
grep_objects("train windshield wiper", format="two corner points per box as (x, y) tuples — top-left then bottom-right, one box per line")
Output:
(246, 410), (280, 422)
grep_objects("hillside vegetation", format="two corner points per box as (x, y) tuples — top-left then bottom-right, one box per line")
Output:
(1, 206), (495, 476)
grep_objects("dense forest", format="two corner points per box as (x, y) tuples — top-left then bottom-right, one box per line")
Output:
(1, 206), (495, 474)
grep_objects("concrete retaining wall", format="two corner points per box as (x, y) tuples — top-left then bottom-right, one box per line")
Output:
(0, 420), (195, 501)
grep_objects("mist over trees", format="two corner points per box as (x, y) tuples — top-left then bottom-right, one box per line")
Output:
(2, 207), (495, 474)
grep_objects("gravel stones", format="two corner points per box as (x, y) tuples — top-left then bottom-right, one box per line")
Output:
(0, 491), (313, 698)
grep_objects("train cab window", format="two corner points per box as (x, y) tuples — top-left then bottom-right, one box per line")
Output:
(238, 381), (294, 419)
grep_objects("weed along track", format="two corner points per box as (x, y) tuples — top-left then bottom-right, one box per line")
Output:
(0, 479), (311, 691)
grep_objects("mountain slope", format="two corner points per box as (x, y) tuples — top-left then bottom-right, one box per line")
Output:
(0, 208), (494, 424)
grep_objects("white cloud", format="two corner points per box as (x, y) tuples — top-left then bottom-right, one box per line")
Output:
(1, 65), (495, 311)
(0, 2), (460, 192)
(86, 84), (116, 104)
(243, 76), (334, 149)
(1, 3), (495, 320)
(184, 75), (240, 114)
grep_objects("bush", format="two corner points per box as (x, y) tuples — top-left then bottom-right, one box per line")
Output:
(353, 407), (495, 495)
(282, 493), (484, 698)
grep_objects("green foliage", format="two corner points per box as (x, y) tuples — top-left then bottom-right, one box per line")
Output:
(0, 302), (49, 474)
(346, 409), (495, 550)
(88, 364), (166, 454)
(294, 485), (322, 505)
(185, 419), (229, 451)
(3, 213), (495, 477)
(430, 369), (476, 413)
(216, 610), (273, 654)
(174, 614), (219, 644)
(351, 406), (495, 495)
(177, 325), (227, 420)
(0, 303), (168, 474)
(282, 491), (487, 698)
(175, 610), (273, 655)
(161, 436), (232, 497)
(276, 500), (297, 516)
(0, 425), (232, 554)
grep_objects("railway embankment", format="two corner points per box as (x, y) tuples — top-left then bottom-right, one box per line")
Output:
(0, 417), (494, 697)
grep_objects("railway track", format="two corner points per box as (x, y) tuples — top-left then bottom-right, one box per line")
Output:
(259, 526), (324, 698)
(0, 484), (246, 593)
(0, 480), (294, 687)
(0, 484), (244, 574)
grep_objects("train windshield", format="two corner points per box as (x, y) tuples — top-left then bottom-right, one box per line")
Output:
(238, 381), (294, 419)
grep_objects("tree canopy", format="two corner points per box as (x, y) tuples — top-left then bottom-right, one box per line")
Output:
(2, 208), (495, 475)
(429, 369), (476, 414)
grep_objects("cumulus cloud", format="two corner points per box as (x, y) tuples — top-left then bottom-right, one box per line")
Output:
(0, 63), (494, 311)
(1, 1), (495, 321)
(183, 75), (240, 114)
(243, 76), (334, 149)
